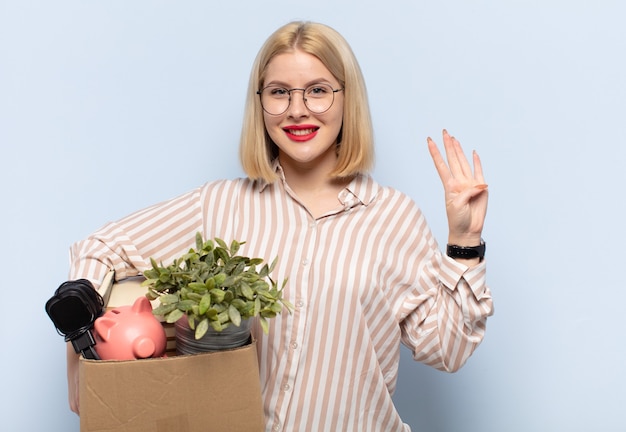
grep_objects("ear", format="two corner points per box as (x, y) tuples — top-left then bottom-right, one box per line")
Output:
(131, 296), (153, 314)
(93, 317), (117, 341)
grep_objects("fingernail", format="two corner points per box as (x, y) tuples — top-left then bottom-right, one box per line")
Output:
(475, 184), (488, 190)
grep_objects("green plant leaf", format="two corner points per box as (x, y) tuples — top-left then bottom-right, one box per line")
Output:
(259, 316), (269, 334)
(199, 293), (211, 315)
(260, 311), (277, 319)
(248, 258), (263, 266)
(152, 303), (177, 316)
(166, 308), (184, 323)
(176, 300), (196, 311)
(233, 260), (246, 275)
(215, 247), (229, 264)
(259, 264), (269, 278)
(213, 273), (226, 286)
(231, 298), (246, 310)
(150, 257), (160, 270)
(210, 320), (223, 332)
(195, 318), (209, 339)
(269, 302), (283, 313)
(241, 282), (254, 301)
(186, 292), (203, 302)
(223, 290), (234, 303)
(205, 277), (215, 290)
(188, 282), (206, 292)
(159, 293), (179, 305)
(215, 237), (228, 250)
(141, 277), (157, 287)
(228, 305), (241, 327)
(217, 310), (230, 324)
(222, 274), (242, 287)
(206, 308), (218, 320)
(269, 256), (278, 273)
(230, 239), (240, 255)
(158, 271), (172, 283)
(201, 237), (214, 252)
(210, 288), (225, 303)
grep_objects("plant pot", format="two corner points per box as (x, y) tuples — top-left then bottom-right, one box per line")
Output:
(175, 317), (253, 355)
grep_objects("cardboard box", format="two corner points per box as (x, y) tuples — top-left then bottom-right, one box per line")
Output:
(79, 274), (265, 432)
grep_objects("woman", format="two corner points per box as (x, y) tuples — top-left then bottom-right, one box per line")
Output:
(66, 21), (492, 431)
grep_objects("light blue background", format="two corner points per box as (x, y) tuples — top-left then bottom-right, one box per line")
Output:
(2, 1), (625, 431)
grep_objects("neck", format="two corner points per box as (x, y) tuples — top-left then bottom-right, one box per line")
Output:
(279, 153), (347, 195)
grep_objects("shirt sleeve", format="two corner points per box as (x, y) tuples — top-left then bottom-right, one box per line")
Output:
(68, 186), (206, 288)
(393, 204), (494, 373)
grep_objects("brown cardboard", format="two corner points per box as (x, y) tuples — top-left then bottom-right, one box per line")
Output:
(79, 274), (265, 431)
(79, 342), (264, 432)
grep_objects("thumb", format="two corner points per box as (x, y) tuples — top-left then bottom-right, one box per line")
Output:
(453, 184), (488, 205)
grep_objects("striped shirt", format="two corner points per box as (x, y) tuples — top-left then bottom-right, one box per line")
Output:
(69, 164), (493, 431)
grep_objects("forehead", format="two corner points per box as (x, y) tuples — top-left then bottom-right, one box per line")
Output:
(263, 50), (336, 85)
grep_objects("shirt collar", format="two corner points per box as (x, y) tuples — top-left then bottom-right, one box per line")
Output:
(259, 159), (379, 207)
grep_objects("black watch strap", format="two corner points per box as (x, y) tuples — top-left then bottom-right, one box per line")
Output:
(446, 240), (486, 260)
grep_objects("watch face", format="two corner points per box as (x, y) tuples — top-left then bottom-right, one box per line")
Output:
(46, 295), (95, 334)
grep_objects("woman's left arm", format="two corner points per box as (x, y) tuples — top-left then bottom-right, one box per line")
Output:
(398, 131), (492, 371)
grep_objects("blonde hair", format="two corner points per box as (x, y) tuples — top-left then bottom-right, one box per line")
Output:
(239, 21), (375, 183)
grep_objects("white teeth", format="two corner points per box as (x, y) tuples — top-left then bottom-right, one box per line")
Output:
(288, 128), (316, 136)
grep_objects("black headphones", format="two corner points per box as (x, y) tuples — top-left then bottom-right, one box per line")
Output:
(45, 279), (105, 360)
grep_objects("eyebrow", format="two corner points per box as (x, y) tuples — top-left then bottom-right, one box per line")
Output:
(263, 78), (335, 88)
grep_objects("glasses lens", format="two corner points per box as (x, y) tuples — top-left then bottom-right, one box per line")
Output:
(260, 86), (290, 115)
(304, 84), (336, 113)
(260, 83), (336, 115)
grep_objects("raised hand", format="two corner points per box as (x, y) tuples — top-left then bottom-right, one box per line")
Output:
(427, 130), (488, 247)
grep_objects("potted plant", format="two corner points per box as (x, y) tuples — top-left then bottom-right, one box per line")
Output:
(142, 232), (291, 353)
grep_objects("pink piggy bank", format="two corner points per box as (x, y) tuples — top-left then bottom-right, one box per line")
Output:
(93, 296), (167, 360)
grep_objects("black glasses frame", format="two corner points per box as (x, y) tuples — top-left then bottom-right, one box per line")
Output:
(256, 84), (344, 116)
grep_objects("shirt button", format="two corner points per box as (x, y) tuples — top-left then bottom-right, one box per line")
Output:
(309, 222), (317, 229)
(295, 300), (304, 308)
(290, 341), (298, 349)
(272, 423), (281, 431)
(301, 258), (309, 266)
(282, 383), (291, 392)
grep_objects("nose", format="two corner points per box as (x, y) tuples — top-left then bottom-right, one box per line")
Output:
(287, 89), (309, 118)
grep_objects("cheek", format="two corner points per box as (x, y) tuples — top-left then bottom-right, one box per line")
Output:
(263, 115), (284, 144)
(329, 102), (344, 127)
(263, 111), (285, 127)
(329, 110), (344, 134)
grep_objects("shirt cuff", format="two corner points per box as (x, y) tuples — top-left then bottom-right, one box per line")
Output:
(439, 254), (489, 301)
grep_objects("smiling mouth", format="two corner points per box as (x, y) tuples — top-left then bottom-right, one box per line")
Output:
(284, 127), (319, 136)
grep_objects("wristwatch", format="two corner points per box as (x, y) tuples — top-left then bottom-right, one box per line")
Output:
(446, 240), (486, 260)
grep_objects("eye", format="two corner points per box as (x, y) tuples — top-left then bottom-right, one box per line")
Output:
(307, 85), (329, 95)
(268, 87), (289, 97)
(306, 84), (332, 98)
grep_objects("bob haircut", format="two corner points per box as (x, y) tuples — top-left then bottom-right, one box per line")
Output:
(240, 21), (375, 183)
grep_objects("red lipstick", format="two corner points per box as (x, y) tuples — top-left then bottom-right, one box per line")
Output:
(283, 124), (319, 142)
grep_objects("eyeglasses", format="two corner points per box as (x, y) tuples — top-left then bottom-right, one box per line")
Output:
(257, 83), (343, 116)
